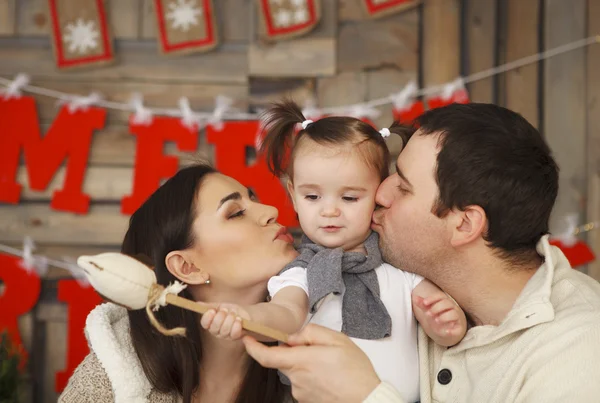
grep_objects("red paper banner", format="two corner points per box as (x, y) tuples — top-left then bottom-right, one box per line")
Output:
(362, 0), (421, 18)
(47, 0), (114, 69)
(55, 280), (102, 392)
(549, 239), (596, 268)
(0, 96), (105, 214)
(0, 254), (41, 369)
(258, 0), (320, 40)
(121, 116), (199, 214)
(155, 0), (218, 55)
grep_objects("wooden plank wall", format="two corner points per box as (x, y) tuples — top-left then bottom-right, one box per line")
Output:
(0, 1), (599, 402)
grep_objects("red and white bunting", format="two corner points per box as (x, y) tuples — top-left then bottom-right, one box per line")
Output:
(362, 0), (421, 19)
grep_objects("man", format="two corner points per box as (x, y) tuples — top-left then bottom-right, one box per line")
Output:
(243, 103), (600, 402)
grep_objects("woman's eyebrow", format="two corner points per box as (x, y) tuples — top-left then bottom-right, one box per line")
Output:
(217, 192), (241, 210)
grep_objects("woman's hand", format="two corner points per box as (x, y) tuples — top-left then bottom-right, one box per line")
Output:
(200, 303), (251, 341)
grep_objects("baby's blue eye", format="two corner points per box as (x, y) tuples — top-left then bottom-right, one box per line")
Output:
(343, 196), (358, 202)
(305, 195), (319, 200)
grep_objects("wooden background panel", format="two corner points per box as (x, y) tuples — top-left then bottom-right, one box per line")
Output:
(15, 0), (48, 36)
(422, 0), (460, 87)
(0, 38), (248, 84)
(0, 204), (128, 245)
(248, 77), (315, 109)
(465, 0), (497, 103)
(337, 6), (419, 72)
(501, 0), (540, 128)
(248, 0), (337, 77)
(544, 0), (587, 232)
(32, 81), (249, 124)
(0, 0), (16, 36)
(587, 0), (600, 280)
(107, 0), (141, 39)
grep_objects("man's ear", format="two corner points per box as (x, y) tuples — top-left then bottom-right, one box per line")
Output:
(286, 180), (298, 211)
(165, 251), (209, 285)
(450, 205), (487, 247)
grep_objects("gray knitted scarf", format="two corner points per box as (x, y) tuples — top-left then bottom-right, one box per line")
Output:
(281, 231), (391, 340)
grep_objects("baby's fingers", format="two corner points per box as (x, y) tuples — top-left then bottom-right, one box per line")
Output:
(200, 309), (217, 330)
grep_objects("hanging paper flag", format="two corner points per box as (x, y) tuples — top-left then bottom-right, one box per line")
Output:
(361, 0), (421, 19)
(427, 78), (470, 110)
(258, 0), (321, 41)
(47, 0), (114, 69)
(154, 0), (218, 55)
(549, 239), (596, 268)
(390, 81), (424, 125)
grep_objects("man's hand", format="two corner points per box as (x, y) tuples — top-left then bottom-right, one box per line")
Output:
(243, 324), (381, 403)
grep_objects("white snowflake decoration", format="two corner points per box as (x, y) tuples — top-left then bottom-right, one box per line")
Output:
(62, 18), (99, 54)
(275, 9), (292, 27)
(294, 8), (309, 24)
(166, 0), (203, 32)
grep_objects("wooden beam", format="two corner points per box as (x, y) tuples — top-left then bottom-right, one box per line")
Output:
(544, 0), (587, 232)
(465, 0), (497, 103)
(502, 0), (540, 128)
(422, 0), (461, 87)
(0, 0), (16, 36)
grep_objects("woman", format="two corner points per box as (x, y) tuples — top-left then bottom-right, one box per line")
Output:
(59, 163), (298, 403)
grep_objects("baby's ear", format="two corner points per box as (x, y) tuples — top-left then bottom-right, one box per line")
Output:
(286, 180), (298, 211)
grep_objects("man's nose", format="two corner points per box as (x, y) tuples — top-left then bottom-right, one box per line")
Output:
(375, 177), (393, 208)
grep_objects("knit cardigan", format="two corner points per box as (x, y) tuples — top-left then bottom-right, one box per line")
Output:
(58, 303), (179, 403)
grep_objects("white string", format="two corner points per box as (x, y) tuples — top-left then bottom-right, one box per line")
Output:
(151, 281), (187, 311)
(0, 244), (89, 275)
(0, 73), (29, 99)
(0, 35), (597, 120)
(129, 93), (153, 125)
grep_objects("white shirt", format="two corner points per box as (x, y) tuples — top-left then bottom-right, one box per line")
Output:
(269, 263), (423, 402)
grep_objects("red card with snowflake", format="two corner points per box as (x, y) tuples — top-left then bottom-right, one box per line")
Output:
(258, 0), (321, 41)
(154, 0), (218, 56)
(362, 0), (421, 18)
(47, 0), (114, 69)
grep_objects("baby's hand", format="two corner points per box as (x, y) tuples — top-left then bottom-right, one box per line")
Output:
(200, 303), (250, 341)
(412, 291), (467, 347)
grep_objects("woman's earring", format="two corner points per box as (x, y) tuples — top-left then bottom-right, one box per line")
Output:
(204, 279), (211, 285)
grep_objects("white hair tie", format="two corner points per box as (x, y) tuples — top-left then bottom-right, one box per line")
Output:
(379, 128), (391, 138)
(301, 119), (314, 130)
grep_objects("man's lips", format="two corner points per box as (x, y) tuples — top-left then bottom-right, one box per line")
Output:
(274, 227), (294, 244)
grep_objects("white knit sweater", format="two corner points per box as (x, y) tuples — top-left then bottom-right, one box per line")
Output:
(365, 236), (600, 403)
(58, 303), (178, 403)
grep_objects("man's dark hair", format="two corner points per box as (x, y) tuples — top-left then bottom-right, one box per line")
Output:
(415, 103), (559, 265)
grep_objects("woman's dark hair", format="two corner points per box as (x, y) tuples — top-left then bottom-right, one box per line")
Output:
(259, 100), (404, 182)
(122, 163), (287, 403)
(414, 102), (560, 265)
